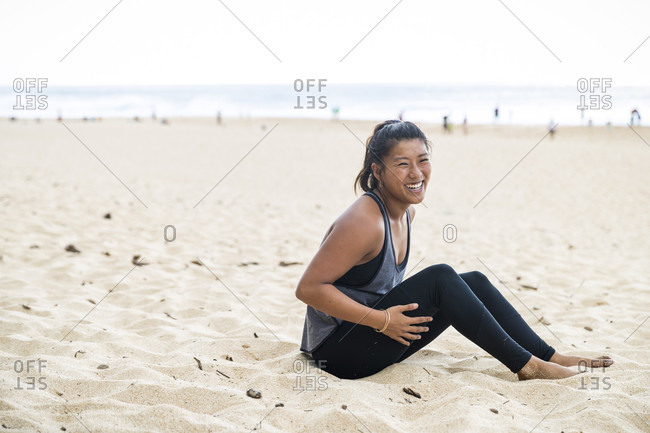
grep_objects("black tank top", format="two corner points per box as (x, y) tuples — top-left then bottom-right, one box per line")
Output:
(334, 191), (410, 288)
(300, 190), (410, 354)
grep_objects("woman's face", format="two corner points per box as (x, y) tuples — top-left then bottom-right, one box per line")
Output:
(373, 138), (431, 204)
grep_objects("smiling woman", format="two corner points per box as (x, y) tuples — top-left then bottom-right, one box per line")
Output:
(295, 119), (614, 380)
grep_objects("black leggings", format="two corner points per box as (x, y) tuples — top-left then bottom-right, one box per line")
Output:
(311, 264), (555, 379)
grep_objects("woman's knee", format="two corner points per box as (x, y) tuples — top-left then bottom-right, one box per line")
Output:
(461, 271), (502, 301)
(461, 270), (489, 285)
(423, 263), (457, 278)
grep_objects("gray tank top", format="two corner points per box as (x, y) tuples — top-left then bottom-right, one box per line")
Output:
(299, 191), (410, 354)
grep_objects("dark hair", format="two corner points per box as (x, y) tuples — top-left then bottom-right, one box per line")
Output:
(355, 120), (430, 193)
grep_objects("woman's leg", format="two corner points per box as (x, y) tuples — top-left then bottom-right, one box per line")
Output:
(455, 271), (612, 370)
(312, 264), (533, 379)
(458, 271), (556, 361)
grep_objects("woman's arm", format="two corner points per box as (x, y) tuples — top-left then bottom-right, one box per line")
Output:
(295, 200), (388, 330)
(296, 198), (432, 345)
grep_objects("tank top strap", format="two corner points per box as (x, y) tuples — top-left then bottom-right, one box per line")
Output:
(364, 190), (411, 271)
(363, 190), (388, 217)
(363, 190), (390, 251)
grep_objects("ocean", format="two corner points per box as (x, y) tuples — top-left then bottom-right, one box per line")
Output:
(1, 83), (647, 126)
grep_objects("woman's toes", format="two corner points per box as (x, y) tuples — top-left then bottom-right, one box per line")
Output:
(586, 356), (614, 368)
(597, 356), (614, 367)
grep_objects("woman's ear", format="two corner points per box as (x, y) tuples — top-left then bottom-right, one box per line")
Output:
(371, 162), (382, 183)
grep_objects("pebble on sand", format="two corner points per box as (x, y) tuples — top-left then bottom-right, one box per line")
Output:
(247, 389), (262, 399)
(132, 255), (148, 266)
(403, 387), (421, 399)
(65, 244), (81, 253)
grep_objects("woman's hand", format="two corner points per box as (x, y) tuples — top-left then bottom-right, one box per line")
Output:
(382, 303), (433, 346)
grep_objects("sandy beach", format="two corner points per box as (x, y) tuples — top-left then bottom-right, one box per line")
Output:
(1, 117), (648, 432)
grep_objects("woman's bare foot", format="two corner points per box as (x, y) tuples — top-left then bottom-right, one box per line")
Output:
(517, 356), (578, 380)
(549, 353), (614, 369)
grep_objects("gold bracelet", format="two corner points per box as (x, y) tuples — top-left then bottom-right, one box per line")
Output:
(375, 309), (390, 333)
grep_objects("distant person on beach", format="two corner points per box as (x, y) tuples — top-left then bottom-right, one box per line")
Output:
(442, 115), (449, 133)
(494, 106), (499, 121)
(630, 109), (641, 126)
(217, 110), (222, 125)
(296, 120), (613, 380)
(462, 116), (468, 134)
(548, 120), (556, 139)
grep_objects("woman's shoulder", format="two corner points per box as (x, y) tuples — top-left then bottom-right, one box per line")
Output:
(322, 194), (384, 244)
(338, 194), (383, 229)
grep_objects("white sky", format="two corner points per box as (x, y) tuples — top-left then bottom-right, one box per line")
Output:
(0, 0), (649, 86)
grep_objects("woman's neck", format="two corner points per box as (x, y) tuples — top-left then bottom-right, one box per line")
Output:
(374, 188), (409, 221)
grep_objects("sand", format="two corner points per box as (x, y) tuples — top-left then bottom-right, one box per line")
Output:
(0, 117), (648, 432)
